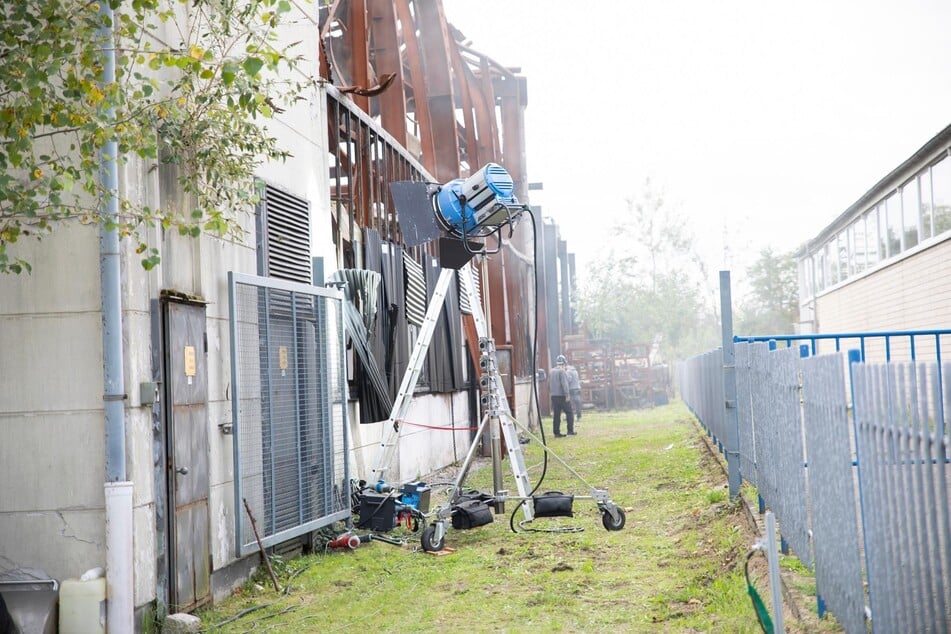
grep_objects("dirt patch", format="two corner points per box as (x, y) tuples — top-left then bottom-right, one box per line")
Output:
(694, 426), (842, 632)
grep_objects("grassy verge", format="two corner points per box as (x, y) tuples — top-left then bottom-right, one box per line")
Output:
(197, 401), (837, 632)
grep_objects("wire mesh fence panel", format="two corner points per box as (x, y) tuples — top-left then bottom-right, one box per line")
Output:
(229, 273), (350, 557)
(735, 342), (757, 488)
(854, 361), (951, 633)
(802, 352), (866, 634)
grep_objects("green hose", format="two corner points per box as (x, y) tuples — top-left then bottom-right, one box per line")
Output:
(745, 549), (774, 633)
(747, 582), (774, 634)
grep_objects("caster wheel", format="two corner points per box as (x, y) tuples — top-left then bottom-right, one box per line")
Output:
(421, 525), (445, 552)
(602, 507), (626, 531)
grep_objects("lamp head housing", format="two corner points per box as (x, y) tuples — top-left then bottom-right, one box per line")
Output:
(435, 163), (521, 239)
(389, 162), (528, 267)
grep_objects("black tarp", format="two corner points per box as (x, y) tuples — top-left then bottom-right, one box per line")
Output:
(424, 256), (465, 393)
(350, 230), (389, 423)
(380, 241), (409, 396)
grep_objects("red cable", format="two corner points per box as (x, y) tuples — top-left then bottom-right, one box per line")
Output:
(397, 419), (480, 431)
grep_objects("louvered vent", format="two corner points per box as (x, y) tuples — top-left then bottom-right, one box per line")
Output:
(262, 184), (311, 284)
(458, 264), (480, 314)
(403, 251), (426, 327)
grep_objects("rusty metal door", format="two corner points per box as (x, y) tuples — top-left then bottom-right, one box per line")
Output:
(164, 300), (210, 611)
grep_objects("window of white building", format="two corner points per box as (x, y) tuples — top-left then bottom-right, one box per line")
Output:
(901, 180), (920, 249)
(933, 155), (951, 235)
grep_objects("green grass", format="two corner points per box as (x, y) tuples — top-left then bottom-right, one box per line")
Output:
(197, 401), (830, 632)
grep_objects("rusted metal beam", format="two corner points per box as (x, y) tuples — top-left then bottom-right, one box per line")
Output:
(394, 0), (437, 173)
(346, 0), (371, 113)
(368, 0), (408, 147)
(497, 74), (532, 263)
(486, 252), (509, 352)
(476, 56), (500, 161)
(415, 0), (460, 182)
(497, 75), (528, 201)
(448, 40), (479, 170)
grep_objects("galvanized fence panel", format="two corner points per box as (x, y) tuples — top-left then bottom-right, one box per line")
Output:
(764, 346), (811, 566)
(735, 342), (757, 488)
(853, 361), (951, 633)
(679, 349), (721, 445)
(801, 352), (866, 634)
(229, 272), (350, 557)
(749, 343), (777, 509)
(682, 329), (951, 632)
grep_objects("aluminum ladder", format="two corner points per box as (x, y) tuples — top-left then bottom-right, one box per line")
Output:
(369, 263), (533, 508)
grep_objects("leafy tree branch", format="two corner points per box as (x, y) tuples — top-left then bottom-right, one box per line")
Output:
(0, 0), (313, 274)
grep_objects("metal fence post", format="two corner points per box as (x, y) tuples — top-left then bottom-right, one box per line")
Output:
(847, 348), (874, 627)
(720, 271), (741, 499)
(799, 343), (826, 618)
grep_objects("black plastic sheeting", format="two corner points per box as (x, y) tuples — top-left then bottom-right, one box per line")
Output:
(345, 230), (468, 424)
(424, 255), (465, 394)
(328, 268), (393, 420)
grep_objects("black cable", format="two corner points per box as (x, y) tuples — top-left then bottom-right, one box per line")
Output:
(206, 561), (314, 630)
(509, 206), (550, 533)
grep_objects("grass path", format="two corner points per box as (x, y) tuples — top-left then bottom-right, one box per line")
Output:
(197, 402), (833, 633)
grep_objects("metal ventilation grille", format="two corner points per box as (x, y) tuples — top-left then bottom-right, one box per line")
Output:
(403, 252), (426, 326)
(263, 185), (311, 284)
(229, 272), (350, 558)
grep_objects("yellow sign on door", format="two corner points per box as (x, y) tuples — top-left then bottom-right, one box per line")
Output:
(184, 345), (197, 377)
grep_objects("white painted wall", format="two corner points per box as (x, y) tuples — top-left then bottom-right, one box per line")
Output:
(348, 391), (474, 486)
(814, 236), (951, 362)
(0, 2), (481, 617)
(0, 222), (109, 585)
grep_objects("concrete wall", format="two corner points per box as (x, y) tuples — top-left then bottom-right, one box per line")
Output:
(0, 2), (485, 616)
(348, 391), (474, 485)
(0, 223), (107, 585)
(514, 379), (538, 430)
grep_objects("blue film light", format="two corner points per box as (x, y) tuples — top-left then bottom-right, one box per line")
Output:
(435, 163), (518, 237)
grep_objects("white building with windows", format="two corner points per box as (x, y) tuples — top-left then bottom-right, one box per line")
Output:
(796, 124), (951, 358)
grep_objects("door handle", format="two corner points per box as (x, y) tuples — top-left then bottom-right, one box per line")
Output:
(176, 467), (189, 476)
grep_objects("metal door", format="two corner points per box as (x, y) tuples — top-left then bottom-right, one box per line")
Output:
(164, 300), (210, 611)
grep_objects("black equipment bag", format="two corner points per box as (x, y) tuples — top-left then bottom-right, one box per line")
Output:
(451, 499), (494, 529)
(532, 491), (574, 518)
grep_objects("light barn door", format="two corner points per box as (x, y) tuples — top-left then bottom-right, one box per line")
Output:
(164, 300), (211, 611)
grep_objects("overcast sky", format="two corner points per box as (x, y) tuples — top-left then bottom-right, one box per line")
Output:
(441, 0), (951, 287)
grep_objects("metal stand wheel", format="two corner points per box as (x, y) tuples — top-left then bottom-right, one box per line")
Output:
(601, 506), (626, 531)
(421, 522), (446, 552)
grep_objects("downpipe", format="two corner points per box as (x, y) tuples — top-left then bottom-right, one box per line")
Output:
(98, 3), (134, 631)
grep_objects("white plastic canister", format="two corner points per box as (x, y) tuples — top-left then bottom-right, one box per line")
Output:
(58, 576), (106, 634)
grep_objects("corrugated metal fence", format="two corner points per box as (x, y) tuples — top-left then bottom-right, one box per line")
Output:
(229, 272), (351, 557)
(680, 330), (951, 632)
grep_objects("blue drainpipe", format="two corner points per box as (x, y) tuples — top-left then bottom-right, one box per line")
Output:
(99, 2), (125, 486)
(98, 4), (134, 631)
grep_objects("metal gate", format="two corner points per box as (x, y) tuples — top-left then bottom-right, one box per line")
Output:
(228, 272), (350, 556)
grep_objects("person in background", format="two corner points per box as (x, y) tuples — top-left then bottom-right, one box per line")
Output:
(566, 362), (582, 421)
(548, 354), (575, 437)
